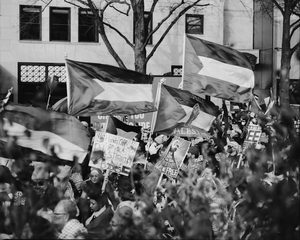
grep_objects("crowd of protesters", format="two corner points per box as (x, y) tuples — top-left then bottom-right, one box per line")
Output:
(0, 102), (299, 240)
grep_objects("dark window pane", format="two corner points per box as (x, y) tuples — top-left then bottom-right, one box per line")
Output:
(186, 14), (203, 35)
(78, 9), (98, 42)
(20, 5), (41, 40)
(50, 25), (69, 41)
(50, 7), (70, 41)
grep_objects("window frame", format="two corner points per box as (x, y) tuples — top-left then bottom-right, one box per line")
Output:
(20, 5), (42, 41)
(185, 14), (204, 35)
(78, 8), (98, 43)
(49, 7), (71, 42)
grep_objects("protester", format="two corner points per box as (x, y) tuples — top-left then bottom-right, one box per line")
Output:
(52, 199), (87, 239)
(0, 100), (299, 240)
(80, 167), (117, 210)
(85, 192), (114, 239)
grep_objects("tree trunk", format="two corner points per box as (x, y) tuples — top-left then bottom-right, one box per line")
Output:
(279, 3), (292, 107)
(133, 0), (147, 73)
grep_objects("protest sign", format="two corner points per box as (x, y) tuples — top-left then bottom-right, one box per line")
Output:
(155, 137), (190, 179)
(242, 123), (262, 151)
(89, 131), (139, 176)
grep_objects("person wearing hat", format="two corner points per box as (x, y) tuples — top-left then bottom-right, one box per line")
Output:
(80, 167), (117, 222)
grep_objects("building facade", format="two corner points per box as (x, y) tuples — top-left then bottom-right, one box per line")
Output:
(0, 0), (298, 110)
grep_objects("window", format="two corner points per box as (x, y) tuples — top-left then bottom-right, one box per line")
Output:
(79, 9), (98, 42)
(50, 7), (70, 41)
(20, 5), (41, 40)
(290, 79), (300, 104)
(185, 14), (204, 35)
(18, 63), (66, 106)
(133, 11), (153, 45)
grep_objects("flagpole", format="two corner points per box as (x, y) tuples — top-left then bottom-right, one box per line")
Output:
(0, 87), (13, 113)
(145, 79), (164, 163)
(46, 93), (51, 110)
(103, 116), (110, 132)
(101, 116), (110, 193)
(101, 168), (110, 194)
(150, 78), (165, 134)
(65, 57), (71, 114)
(178, 34), (186, 89)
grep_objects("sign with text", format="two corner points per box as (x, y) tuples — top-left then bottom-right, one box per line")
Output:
(155, 137), (190, 179)
(242, 124), (262, 151)
(89, 131), (139, 176)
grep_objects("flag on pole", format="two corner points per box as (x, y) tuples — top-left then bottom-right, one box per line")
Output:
(0, 87), (13, 112)
(153, 85), (220, 134)
(105, 115), (142, 140)
(51, 96), (68, 113)
(65, 59), (156, 116)
(180, 34), (255, 103)
(0, 103), (91, 163)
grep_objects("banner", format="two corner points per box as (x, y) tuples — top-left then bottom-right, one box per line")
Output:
(154, 137), (190, 179)
(242, 123), (262, 151)
(89, 131), (139, 176)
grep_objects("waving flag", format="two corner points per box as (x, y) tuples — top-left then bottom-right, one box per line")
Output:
(105, 116), (141, 140)
(65, 59), (156, 116)
(0, 103), (90, 163)
(0, 87), (13, 112)
(153, 85), (220, 136)
(180, 35), (255, 103)
(51, 96), (68, 113)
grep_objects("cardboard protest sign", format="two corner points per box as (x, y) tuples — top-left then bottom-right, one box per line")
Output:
(242, 123), (262, 152)
(155, 137), (191, 179)
(89, 131), (139, 176)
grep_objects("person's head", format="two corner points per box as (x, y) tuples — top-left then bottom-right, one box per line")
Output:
(88, 192), (109, 213)
(31, 161), (50, 195)
(53, 165), (72, 193)
(110, 205), (133, 236)
(188, 146), (200, 159)
(170, 139), (180, 153)
(53, 199), (77, 231)
(89, 167), (103, 184)
(198, 141), (210, 157)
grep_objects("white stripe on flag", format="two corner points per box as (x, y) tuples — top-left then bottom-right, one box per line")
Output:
(2, 119), (87, 163)
(198, 56), (255, 88)
(93, 79), (153, 102)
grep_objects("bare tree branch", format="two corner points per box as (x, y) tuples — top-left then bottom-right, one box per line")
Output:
(271, 0), (284, 15)
(104, 0), (131, 15)
(87, 0), (127, 69)
(290, 41), (300, 56)
(64, 0), (88, 8)
(41, 0), (53, 11)
(290, 17), (300, 28)
(290, 18), (300, 38)
(146, 2), (209, 63)
(102, 0), (131, 13)
(148, 0), (159, 15)
(143, 1), (186, 48)
(103, 22), (134, 48)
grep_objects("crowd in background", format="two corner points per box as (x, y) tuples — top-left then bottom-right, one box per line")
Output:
(0, 103), (299, 240)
